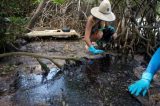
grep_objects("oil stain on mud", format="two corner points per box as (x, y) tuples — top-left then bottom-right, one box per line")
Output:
(0, 41), (141, 106)
(2, 55), (140, 106)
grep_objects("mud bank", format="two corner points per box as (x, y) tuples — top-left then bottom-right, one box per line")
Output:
(0, 40), (141, 106)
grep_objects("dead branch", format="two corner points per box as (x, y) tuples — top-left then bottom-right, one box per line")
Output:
(36, 58), (50, 73)
(134, 25), (150, 41)
(0, 52), (120, 64)
(123, 28), (129, 49)
(26, 0), (50, 32)
(0, 52), (79, 60)
(0, 52), (78, 68)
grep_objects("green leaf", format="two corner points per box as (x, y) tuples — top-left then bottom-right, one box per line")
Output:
(52, 0), (65, 5)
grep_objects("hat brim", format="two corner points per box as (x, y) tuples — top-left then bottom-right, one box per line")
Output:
(91, 7), (116, 22)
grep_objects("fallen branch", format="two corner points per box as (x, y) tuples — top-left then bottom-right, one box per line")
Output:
(134, 25), (150, 41)
(0, 51), (121, 68)
(26, 0), (50, 32)
(0, 52), (79, 68)
(0, 51), (120, 59)
(0, 52), (80, 61)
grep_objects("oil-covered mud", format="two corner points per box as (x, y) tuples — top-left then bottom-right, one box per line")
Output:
(0, 40), (141, 106)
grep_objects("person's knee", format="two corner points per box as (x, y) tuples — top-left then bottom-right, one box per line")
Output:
(92, 31), (103, 41)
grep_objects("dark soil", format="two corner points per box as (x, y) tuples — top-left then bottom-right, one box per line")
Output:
(0, 40), (142, 106)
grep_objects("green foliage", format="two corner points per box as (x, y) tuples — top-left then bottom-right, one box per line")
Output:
(9, 17), (28, 26)
(51, 0), (65, 5)
(83, 0), (99, 5)
(32, 0), (65, 5)
(0, 0), (30, 17)
(157, 1), (160, 15)
(0, 16), (29, 49)
(32, 0), (42, 4)
(0, 0), (32, 51)
(0, 0), (65, 51)
(8, 17), (29, 37)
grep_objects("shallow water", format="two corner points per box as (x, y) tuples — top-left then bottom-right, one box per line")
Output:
(0, 41), (142, 106)
(5, 55), (141, 106)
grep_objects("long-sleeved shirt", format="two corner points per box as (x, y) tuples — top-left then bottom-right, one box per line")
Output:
(146, 47), (160, 75)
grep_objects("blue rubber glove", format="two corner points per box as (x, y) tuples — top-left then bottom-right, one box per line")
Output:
(128, 47), (160, 96)
(88, 45), (104, 55)
(128, 72), (153, 96)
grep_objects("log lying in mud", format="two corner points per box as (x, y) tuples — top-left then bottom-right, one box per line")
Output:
(0, 51), (119, 61)
(25, 29), (81, 39)
(0, 51), (120, 68)
(0, 52), (76, 68)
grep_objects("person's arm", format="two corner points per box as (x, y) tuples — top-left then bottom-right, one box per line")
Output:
(83, 16), (104, 55)
(128, 47), (160, 96)
(83, 16), (94, 47)
(145, 47), (160, 75)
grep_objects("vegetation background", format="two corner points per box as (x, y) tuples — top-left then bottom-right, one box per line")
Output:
(0, 0), (160, 59)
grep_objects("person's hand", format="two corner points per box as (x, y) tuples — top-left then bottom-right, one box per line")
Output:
(128, 72), (153, 96)
(128, 79), (150, 96)
(88, 45), (104, 55)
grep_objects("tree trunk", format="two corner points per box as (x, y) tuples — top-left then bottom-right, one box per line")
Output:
(26, 0), (49, 32)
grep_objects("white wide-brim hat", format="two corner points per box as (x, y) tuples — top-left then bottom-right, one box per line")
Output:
(91, 0), (116, 22)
